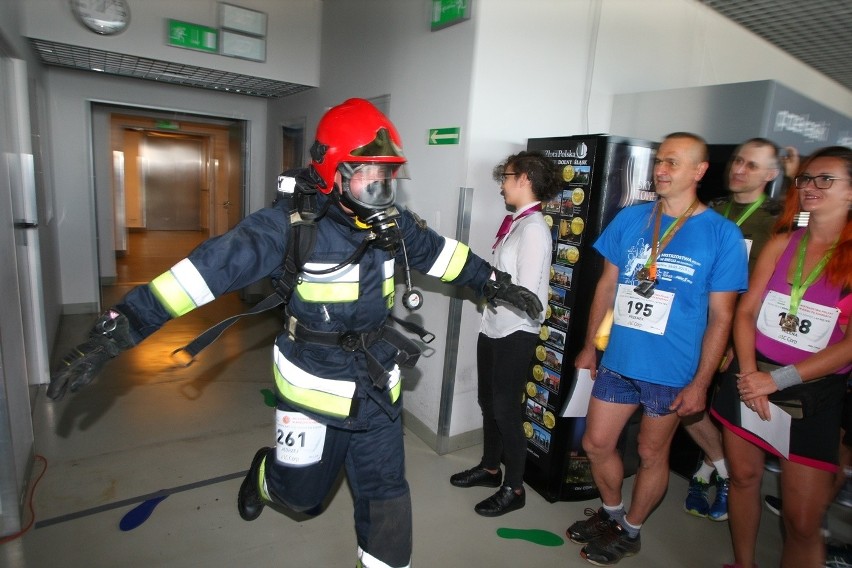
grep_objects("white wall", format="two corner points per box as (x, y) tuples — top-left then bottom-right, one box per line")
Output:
(22, 0), (321, 87)
(47, 67), (269, 310)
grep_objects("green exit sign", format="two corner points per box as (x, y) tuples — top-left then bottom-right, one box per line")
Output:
(431, 0), (471, 31)
(428, 127), (461, 145)
(168, 20), (218, 53)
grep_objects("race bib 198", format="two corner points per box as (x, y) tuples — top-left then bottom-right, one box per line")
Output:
(756, 290), (839, 353)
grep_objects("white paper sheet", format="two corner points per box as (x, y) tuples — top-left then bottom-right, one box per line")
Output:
(560, 368), (594, 417)
(739, 401), (792, 458)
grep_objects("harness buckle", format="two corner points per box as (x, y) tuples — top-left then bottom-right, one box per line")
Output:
(338, 331), (361, 352)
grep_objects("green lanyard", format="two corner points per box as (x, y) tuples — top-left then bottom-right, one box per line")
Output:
(722, 194), (766, 227)
(788, 231), (837, 316)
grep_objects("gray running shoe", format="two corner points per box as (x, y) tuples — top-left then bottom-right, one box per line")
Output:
(567, 507), (613, 545)
(580, 521), (641, 566)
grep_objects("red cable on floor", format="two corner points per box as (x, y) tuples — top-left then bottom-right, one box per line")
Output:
(0, 454), (48, 544)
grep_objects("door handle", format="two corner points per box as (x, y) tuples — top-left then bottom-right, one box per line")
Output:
(222, 200), (231, 209)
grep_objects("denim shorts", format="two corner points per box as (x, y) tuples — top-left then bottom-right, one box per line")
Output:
(592, 366), (682, 417)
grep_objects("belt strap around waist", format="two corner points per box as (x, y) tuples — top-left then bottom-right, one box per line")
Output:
(285, 316), (424, 392)
(287, 317), (385, 353)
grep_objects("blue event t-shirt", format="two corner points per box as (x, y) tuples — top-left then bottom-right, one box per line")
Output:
(594, 201), (748, 387)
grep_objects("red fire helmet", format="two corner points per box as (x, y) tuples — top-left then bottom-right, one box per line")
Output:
(310, 98), (407, 193)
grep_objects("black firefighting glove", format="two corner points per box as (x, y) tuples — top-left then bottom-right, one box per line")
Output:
(482, 269), (543, 320)
(47, 308), (136, 401)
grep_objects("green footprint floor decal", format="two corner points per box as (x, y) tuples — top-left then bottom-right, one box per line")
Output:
(496, 528), (564, 547)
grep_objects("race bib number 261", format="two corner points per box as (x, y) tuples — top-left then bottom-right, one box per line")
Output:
(275, 410), (326, 467)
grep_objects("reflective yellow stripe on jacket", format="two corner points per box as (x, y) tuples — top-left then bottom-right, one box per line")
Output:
(149, 258), (215, 317)
(296, 259), (395, 303)
(273, 344), (402, 418)
(426, 238), (469, 282)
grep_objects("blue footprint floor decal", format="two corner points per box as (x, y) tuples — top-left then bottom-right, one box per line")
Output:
(119, 495), (169, 531)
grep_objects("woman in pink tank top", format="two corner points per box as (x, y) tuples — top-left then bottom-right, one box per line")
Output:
(711, 146), (852, 568)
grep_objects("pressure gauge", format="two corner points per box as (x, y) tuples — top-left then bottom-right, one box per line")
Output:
(402, 289), (423, 311)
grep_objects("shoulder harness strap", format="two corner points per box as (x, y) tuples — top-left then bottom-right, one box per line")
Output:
(172, 174), (319, 365)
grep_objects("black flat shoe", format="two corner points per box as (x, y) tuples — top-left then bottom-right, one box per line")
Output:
(474, 485), (525, 517)
(450, 464), (502, 488)
(238, 447), (269, 521)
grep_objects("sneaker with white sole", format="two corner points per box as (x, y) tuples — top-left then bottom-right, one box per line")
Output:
(708, 474), (729, 521)
(580, 520), (641, 566)
(567, 507), (613, 545)
(684, 476), (711, 517)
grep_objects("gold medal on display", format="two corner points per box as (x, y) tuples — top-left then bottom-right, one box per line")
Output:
(780, 313), (799, 333)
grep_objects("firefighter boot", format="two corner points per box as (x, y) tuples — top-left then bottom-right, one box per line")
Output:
(238, 447), (269, 521)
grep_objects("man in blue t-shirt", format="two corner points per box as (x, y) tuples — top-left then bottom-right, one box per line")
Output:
(566, 132), (748, 566)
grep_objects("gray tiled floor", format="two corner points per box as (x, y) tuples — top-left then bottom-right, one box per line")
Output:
(3, 289), (850, 567)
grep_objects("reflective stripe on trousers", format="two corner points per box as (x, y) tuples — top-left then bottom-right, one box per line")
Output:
(358, 546), (411, 568)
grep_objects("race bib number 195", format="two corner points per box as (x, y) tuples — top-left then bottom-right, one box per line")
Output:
(613, 283), (674, 335)
(275, 410), (327, 467)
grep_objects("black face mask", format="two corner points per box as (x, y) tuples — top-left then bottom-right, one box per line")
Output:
(368, 213), (402, 251)
(332, 188), (402, 251)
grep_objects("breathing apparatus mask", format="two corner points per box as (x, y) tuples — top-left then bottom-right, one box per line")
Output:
(336, 162), (408, 250)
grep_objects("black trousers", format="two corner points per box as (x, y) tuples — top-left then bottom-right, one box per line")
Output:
(262, 397), (411, 567)
(477, 330), (539, 489)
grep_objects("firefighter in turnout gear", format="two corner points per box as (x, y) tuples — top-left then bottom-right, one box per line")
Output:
(47, 98), (543, 568)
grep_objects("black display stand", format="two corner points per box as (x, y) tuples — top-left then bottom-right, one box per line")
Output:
(521, 135), (659, 503)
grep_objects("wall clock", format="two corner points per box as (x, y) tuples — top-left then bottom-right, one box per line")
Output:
(71, 0), (130, 35)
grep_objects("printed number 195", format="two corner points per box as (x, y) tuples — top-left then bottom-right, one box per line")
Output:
(626, 300), (653, 317)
